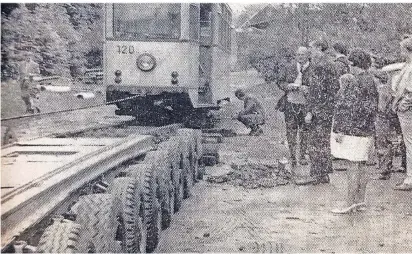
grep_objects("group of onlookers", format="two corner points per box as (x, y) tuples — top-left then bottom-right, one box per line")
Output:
(273, 36), (412, 213)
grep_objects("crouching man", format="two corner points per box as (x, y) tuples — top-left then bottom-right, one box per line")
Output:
(235, 89), (266, 136)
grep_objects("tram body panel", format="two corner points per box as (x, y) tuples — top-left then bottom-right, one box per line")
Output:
(104, 41), (199, 90)
(104, 3), (233, 115)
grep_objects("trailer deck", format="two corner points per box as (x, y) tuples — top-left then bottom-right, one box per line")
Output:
(1, 134), (154, 250)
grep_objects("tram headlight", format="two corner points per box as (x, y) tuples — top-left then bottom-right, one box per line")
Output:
(171, 71), (178, 85)
(136, 53), (156, 72)
(114, 70), (122, 84)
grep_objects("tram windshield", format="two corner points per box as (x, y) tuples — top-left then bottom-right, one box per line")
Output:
(113, 4), (181, 40)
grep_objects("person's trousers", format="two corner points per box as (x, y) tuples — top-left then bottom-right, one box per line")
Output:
(284, 102), (308, 161)
(21, 95), (34, 113)
(376, 113), (407, 174)
(308, 121), (333, 177)
(398, 110), (412, 184)
(238, 114), (265, 129)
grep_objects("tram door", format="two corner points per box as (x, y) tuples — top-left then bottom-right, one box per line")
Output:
(198, 3), (213, 105)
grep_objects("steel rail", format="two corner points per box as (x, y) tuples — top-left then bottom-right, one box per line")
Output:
(1, 94), (142, 122)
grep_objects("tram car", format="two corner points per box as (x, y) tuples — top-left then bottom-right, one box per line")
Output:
(104, 3), (233, 125)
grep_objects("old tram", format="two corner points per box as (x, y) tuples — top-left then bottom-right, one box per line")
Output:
(104, 3), (233, 126)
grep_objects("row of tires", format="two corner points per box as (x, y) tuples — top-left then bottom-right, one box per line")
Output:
(36, 129), (204, 253)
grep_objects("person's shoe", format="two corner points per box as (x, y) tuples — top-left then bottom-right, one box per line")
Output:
(253, 127), (263, 136)
(334, 167), (347, 172)
(248, 129), (257, 136)
(331, 202), (366, 214)
(366, 160), (377, 166)
(290, 158), (297, 168)
(376, 173), (391, 180)
(319, 174), (330, 184)
(295, 176), (318, 185)
(357, 204), (367, 212)
(392, 167), (406, 173)
(394, 183), (412, 191)
(299, 157), (308, 165)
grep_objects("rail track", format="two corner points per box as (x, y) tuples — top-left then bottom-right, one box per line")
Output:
(1, 105), (221, 253)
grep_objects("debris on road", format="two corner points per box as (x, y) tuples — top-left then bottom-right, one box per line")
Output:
(206, 160), (293, 189)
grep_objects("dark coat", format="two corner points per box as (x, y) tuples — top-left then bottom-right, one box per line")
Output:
(333, 70), (378, 137)
(277, 60), (299, 91)
(305, 55), (340, 125)
(239, 95), (266, 119)
(334, 55), (350, 78)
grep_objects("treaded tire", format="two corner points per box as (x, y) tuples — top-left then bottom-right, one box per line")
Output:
(143, 151), (174, 230)
(157, 137), (184, 213)
(140, 164), (162, 253)
(37, 219), (82, 253)
(193, 130), (205, 180)
(182, 155), (192, 199)
(177, 129), (198, 183)
(109, 177), (146, 253)
(75, 194), (121, 253)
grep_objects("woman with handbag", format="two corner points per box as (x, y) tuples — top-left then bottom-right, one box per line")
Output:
(330, 49), (378, 213)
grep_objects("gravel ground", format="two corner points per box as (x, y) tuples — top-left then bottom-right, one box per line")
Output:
(157, 70), (412, 253)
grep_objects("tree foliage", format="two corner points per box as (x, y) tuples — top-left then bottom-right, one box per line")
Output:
(1, 3), (103, 81)
(236, 3), (412, 74)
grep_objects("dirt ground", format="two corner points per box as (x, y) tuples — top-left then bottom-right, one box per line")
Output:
(157, 71), (412, 253)
(1, 71), (411, 252)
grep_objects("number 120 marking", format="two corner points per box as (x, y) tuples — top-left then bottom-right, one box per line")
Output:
(117, 45), (135, 54)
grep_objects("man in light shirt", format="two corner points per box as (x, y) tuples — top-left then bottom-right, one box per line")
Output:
(19, 54), (41, 113)
(277, 46), (310, 167)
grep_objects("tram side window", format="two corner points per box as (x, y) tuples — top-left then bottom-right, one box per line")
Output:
(200, 4), (212, 37)
(218, 4), (231, 51)
(189, 4), (200, 41)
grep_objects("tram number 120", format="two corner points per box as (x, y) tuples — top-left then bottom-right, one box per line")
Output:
(117, 45), (135, 54)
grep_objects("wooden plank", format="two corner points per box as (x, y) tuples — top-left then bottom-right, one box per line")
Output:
(16, 137), (124, 147)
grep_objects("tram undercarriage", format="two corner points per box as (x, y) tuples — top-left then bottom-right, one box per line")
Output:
(107, 89), (217, 128)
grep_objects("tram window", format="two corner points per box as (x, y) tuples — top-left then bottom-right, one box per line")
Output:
(200, 4), (212, 37)
(218, 4), (231, 51)
(113, 4), (181, 40)
(189, 4), (200, 41)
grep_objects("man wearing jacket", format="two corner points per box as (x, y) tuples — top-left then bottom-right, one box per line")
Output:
(297, 39), (340, 185)
(235, 89), (266, 136)
(277, 46), (310, 167)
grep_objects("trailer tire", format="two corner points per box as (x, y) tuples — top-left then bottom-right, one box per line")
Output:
(157, 137), (184, 213)
(37, 219), (82, 253)
(175, 166), (184, 212)
(109, 177), (147, 253)
(143, 151), (174, 230)
(141, 165), (162, 253)
(182, 156), (192, 199)
(75, 194), (121, 253)
(193, 130), (205, 180)
(177, 129), (199, 184)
